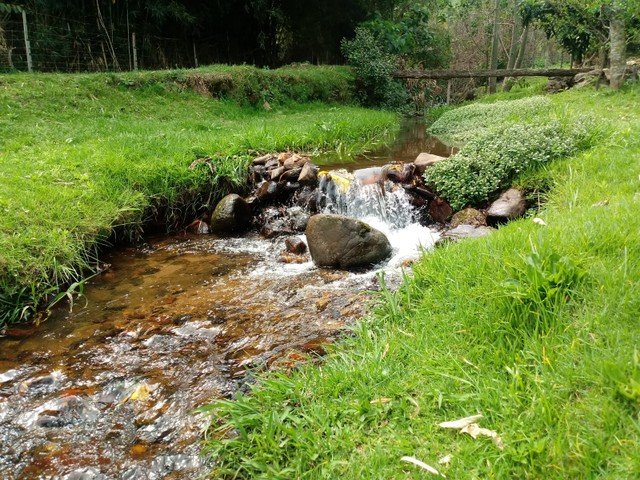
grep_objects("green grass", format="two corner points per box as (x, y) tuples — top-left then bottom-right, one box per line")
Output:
(0, 65), (399, 326)
(203, 84), (640, 479)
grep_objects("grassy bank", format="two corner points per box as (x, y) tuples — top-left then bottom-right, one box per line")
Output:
(0, 65), (398, 327)
(204, 84), (640, 478)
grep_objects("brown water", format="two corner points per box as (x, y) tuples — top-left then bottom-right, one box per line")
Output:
(0, 121), (450, 479)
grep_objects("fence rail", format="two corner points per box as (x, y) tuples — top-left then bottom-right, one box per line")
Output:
(393, 68), (593, 80)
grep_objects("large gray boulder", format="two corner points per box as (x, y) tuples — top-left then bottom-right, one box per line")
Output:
(210, 194), (252, 233)
(487, 188), (526, 220)
(305, 214), (392, 269)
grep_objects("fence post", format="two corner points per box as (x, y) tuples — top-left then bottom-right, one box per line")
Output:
(132, 32), (138, 70)
(193, 41), (198, 68)
(446, 80), (452, 105)
(21, 9), (33, 72)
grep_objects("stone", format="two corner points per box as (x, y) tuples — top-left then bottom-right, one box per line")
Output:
(283, 154), (308, 169)
(305, 214), (392, 269)
(384, 163), (414, 183)
(429, 197), (453, 224)
(414, 153), (446, 173)
(255, 181), (279, 202)
(209, 194), (252, 234)
(270, 166), (286, 180)
(185, 219), (210, 234)
(545, 76), (574, 94)
(279, 167), (302, 182)
(487, 188), (526, 220)
(298, 162), (318, 185)
(252, 154), (274, 166)
(440, 224), (495, 243)
(261, 219), (293, 238)
(265, 158), (280, 170)
(285, 236), (307, 254)
(287, 206), (310, 231)
(450, 208), (487, 228)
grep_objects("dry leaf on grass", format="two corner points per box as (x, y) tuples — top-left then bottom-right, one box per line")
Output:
(438, 413), (504, 450)
(401, 456), (445, 477)
(460, 423), (505, 450)
(438, 454), (452, 465)
(438, 414), (483, 430)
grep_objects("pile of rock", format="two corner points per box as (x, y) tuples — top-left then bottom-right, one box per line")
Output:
(197, 148), (533, 268)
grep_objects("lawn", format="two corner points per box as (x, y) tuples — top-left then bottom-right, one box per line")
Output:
(204, 84), (640, 479)
(0, 65), (398, 326)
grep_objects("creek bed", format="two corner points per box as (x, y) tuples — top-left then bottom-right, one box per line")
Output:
(0, 120), (449, 479)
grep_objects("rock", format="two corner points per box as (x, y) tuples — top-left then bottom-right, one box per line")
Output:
(545, 76), (573, 93)
(384, 163), (414, 183)
(185, 219), (209, 235)
(414, 153), (446, 173)
(279, 167), (302, 182)
(305, 214), (392, 269)
(285, 236), (307, 254)
(429, 197), (453, 224)
(284, 154), (309, 169)
(298, 162), (319, 185)
(270, 166), (286, 180)
(573, 70), (601, 88)
(287, 206), (310, 231)
(440, 225), (495, 243)
(487, 188), (526, 220)
(252, 154), (274, 166)
(450, 208), (486, 228)
(265, 158), (280, 170)
(209, 194), (252, 234)
(292, 186), (319, 212)
(261, 219), (293, 239)
(255, 181), (279, 202)
(279, 253), (308, 264)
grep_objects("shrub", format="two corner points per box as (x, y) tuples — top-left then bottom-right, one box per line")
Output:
(341, 28), (409, 110)
(429, 96), (552, 144)
(425, 118), (595, 210)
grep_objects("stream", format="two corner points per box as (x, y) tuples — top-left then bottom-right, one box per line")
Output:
(0, 120), (451, 479)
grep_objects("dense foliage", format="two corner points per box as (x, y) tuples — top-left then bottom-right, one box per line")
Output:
(425, 96), (597, 210)
(0, 0), (401, 71)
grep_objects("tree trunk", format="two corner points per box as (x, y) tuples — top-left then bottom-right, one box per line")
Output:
(609, 9), (626, 90)
(488, 0), (501, 93)
(514, 23), (529, 69)
(503, 0), (522, 91)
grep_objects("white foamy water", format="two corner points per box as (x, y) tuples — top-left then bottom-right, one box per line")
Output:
(319, 170), (440, 270)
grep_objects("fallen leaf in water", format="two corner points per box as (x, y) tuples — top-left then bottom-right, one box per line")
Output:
(401, 456), (445, 477)
(438, 414), (483, 429)
(438, 454), (452, 465)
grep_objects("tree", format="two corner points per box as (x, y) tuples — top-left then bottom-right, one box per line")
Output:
(488, 0), (501, 93)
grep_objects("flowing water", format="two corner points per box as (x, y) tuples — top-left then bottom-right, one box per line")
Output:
(0, 121), (449, 479)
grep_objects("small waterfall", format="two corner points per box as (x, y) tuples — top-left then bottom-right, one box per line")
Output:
(317, 168), (439, 267)
(318, 168), (417, 228)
